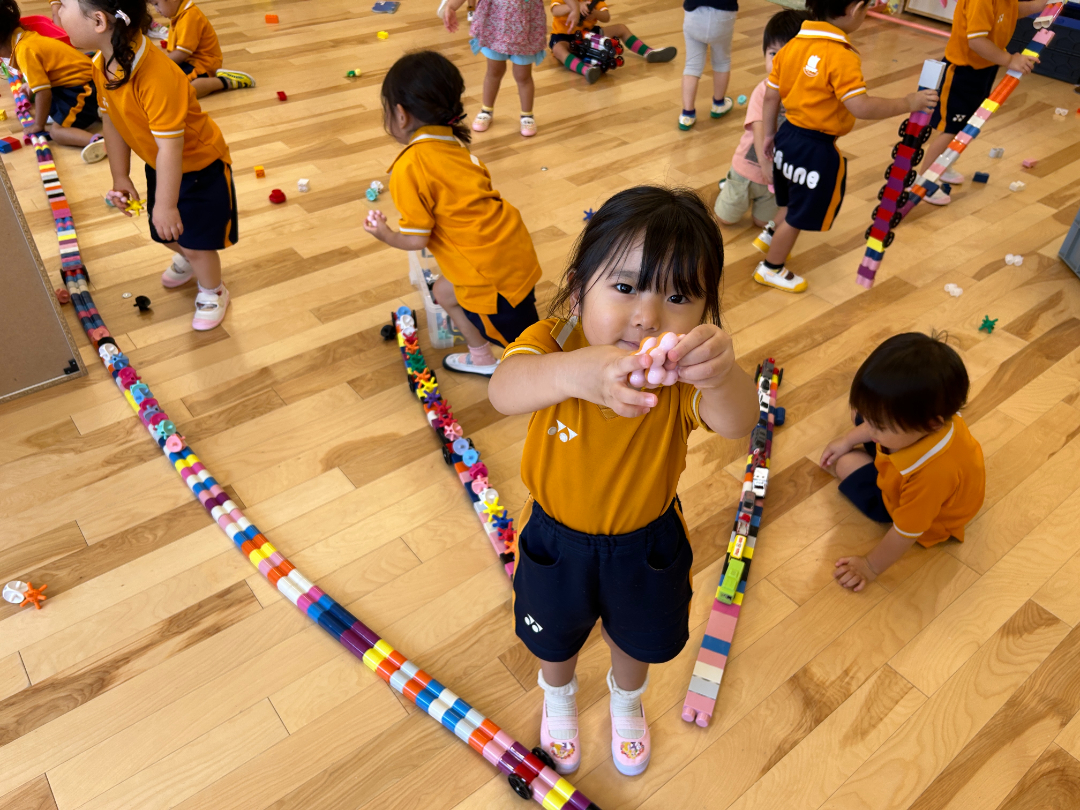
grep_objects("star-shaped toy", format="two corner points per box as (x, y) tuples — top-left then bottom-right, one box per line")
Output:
(583, 208), (594, 221)
(978, 316), (998, 334)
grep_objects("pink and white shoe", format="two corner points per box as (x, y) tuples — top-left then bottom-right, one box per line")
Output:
(540, 703), (581, 775)
(192, 285), (229, 331)
(161, 255), (194, 288)
(520, 115), (537, 137)
(472, 110), (493, 132)
(611, 705), (650, 776)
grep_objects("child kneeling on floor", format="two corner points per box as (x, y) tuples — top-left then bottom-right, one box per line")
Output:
(820, 333), (985, 592)
(488, 186), (759, 776)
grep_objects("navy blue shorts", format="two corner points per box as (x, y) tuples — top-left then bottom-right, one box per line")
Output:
(836, 415), (892, 523)
(50, 83), (98, 130)
(146, 159), (239, 251)
(463, 289), (538, 348)
(512, 498), (694, 664)
(179, 61), (212, 79)
(773, 121), (847, 232)
(929, 60), (998, 134)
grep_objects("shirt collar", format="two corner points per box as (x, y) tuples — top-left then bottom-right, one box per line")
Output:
(796, 20), (858, 51)
(887, 416), (957, 476)
(93, 33), (148, 81)
(387, 125), (462, 172)
(550, 317), (589, 351)
(172, 1), (195, 23)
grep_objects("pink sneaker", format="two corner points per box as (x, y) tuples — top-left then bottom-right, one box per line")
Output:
(540, 703), (580, 775)
(472, 110), (492, 132)
(611, 705), (650, 776)
(520, 115), (537, 137)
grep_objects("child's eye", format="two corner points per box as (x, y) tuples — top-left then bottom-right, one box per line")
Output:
(614, 282), (634, 294)
(668, 294), (689, 304)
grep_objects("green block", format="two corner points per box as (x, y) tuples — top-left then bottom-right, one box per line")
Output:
(717, 558), (745, 604)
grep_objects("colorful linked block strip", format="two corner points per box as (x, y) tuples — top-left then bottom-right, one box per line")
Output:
(855, 59), (945, 289)
(9, 71), (598, 810)
(682, 358), (782, 728)
(858, 3), (1064, 288)
(391, 307), (516, 579)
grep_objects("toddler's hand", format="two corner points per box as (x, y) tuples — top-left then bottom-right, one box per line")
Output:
(153, 204), (184, 242)
(564, 0), (582, 31)
(834, 556), (876, 592)
(588, 346), (657, 418)
(820, 437), (853, 471)
(442, 3), (458, 32)
(363, 209), (391, 241)
(762, 135), (775, 162)
(907, 88), (938, 113)
(1007, 52), (1038, 75)
(108, 178), (141, 218)
(667, 324), (736, 389)
(26, 120), (45, 134)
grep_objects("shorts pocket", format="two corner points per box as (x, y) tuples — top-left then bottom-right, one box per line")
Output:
(646, 528), (689, 572)
(519, 528), (561, 568)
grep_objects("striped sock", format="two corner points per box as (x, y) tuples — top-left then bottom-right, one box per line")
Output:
(562, 54), (589, 75)
(625, 35), (650, 56)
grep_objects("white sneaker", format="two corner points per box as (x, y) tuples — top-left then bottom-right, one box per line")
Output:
(192, 285), (229, 331)
(753, 222), (775, 253)
(923, 188), (952, 206)
(678, 114), (696, 131)
(754, 261), (807, 293)
(81, 138), (107, 164)
(161, 255), (194, 288)
(940, 169), (964, 184)
(442, 352), (498, 377)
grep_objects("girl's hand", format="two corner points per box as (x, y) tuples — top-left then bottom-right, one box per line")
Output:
(108, 178), (141, 218)
(442, 2), (458, 32)
(585, 346), (657, 418)
(820, 437), (854, 470)
(153, 204), (184, 242)
(667, 324), (736, 389)
(834, 556), (876, 592)
(363, 209), (392, 242)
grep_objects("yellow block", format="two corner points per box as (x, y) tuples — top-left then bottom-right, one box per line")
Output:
(542, 788), (568, 810)
(550, 778), (576, 801)
(1021, 48), (1038, 58)
(981, 99), (1000, 113)
(363, 647), (387, 671)
(733, 591), (745, 606)
(867, 237), (884, 253)
(374, 639), (395, 657)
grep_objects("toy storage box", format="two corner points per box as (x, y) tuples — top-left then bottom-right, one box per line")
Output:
(407, 249), (463, 349)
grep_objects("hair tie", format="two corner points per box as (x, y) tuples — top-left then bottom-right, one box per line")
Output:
(115, 9), (131, 24)
(446, 112), (466, 125)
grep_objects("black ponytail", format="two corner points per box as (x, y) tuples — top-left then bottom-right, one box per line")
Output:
(77, 0), (149, 88)
(0, 0), (21, 45)
(381, 50), (471, 144)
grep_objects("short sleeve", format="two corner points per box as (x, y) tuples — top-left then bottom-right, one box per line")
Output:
(389, 155), (435, 236)
(889, 466), (956, 539)
(171, 14), (200, 54)
(678, 382), (711, 435)
(93, 66), (109, 115)
(743, 81), (766, 126)
(502, 318), (562, 359)
(139, 65), (189, 138)
(963, 0), (996, 38)
(766, 50), (782, 90)
(17, 45), (51, 93)
(830, 46), (867, 103)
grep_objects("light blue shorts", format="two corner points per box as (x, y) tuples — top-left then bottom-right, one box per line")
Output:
(471, 39), (547, 65)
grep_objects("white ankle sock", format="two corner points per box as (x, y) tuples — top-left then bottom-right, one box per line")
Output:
(607, 668), (648, 740)
(538, 671), (578, 741)
(468, 344), (496, 365)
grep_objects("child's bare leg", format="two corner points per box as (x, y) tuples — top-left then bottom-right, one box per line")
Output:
(766, 218), (798, 267)
(46, 123), (96, 148)
(711, 69), (730, 102)
(602, 626), (648, 690)
(177, 246), (223, 289)
(191, 77), (226, 98)
(511, 62), (535, 112)
(552, 40), (572, 63)
(482, 57), (507, 109)
(603, 23), (631, 39)
(681, 74), (699, 113)
(431, 275), (491, 351)
(539, 655), (579, 688)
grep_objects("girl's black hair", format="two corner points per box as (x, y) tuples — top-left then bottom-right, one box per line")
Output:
(0, 0), (20, 44)
(763, 9), (807, 53)
(76, 0), (150, 89)
(381, 50), (470, 144)
(850, 332), (969, 432)
(805, 0), (863, 21)
(550, 186), (724, 327)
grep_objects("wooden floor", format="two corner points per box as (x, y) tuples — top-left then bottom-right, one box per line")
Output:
(3, 0), (1080, 806)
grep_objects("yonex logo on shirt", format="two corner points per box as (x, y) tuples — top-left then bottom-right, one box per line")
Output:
(547, 420), (578, 442)
(803, 54), (821, 78)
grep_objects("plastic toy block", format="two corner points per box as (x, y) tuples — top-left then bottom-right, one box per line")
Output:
(2, 580), (28, 604)
(377, 30), (389, 39)
(1009, 181), (1025, 192)
(0, 110), (5, 120)
(346, 69), (361, 78)
(717, 558), (745, 603)
(1005, 254), (1024, 266)
(1, 135), (21, 151)
(297, 178), (310, 192)
(973, 171), (989, 183)
(944, 283), (963, 297)
(276, 91), (287, 101)
(989, 147), (1004, 158)
(955, 132), (973, 145)
(979, 315), (998, 334)
(134, 295), (152, 312)
(1056, 108), (1069, 116)
(265, 13), (278, 23)
(55, 288), (70, 303)
(365, 187), (378, 201)
(254, 165), (265, 178)
(269, 188), (286, 204)
(1022, 159), (1037, 168)
(736, 94), (747, 105)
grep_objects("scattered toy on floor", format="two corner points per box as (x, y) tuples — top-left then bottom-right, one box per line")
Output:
(269, 189), (286, 204)
(277, 91), (287, 101)
(377, 30), (389, 39)
(134, 295), (152, 312)
(1005, 254), (1024, 266)
(265, 13), (278, 23)
(1022, 158), (1038, 168)
(973, 171), (989, 183)
(297, 178), (310, 192)
(944, 283), (963, 297)
(1009, 180), (1026, 191)
(979, 315), (998, 334)
(1055, 108), (1069, 116)
(3, 580), (47, 609)
(737, 94), (747, 105)
(366, 180), (384, 201)
(55, 288), (70, 304)
(583, 208), (594, 221)
(989, 147), (1004, 158)
(346, 69), (361, 78)
(254, 165), (265, 178)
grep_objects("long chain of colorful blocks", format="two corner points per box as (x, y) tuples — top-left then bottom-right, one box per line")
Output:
(681, 358), (782, 728)
(8, 75), (599, 810)
(2, 65), (35, 135)
(856, 2), (1064, 288)
(855, 60), (945, 289)
(391, 306), (516, 579)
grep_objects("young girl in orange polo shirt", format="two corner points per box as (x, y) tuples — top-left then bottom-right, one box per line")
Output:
(364, 50), (543, 376)
(488, 186), (759, 776)
(58, 0), (236, 331)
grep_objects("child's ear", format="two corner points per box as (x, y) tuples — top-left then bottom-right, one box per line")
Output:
(394, 103), (409, 130)
(850, 0), (868, 14)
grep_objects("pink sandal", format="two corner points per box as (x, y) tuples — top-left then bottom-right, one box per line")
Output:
(611, 705), (650, 776)
(540, 702), (581, 774)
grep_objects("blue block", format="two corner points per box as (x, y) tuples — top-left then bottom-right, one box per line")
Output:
(701, 635), (732, 656)
(973, 171), (990, 183)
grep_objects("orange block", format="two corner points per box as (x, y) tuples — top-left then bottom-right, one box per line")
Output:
(989, 75), (1019, 104)
(265, 13), (278, 23)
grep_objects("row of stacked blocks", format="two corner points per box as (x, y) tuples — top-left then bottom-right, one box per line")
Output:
(681, 359), (784, 727)
(390, 307), (517, 578)
(6, 65), (600, 810)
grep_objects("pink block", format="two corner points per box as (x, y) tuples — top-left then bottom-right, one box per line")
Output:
(974, 107), (992, 121)
(682, 689), (714, 717)
(297, 593), (314, 612)
(857, 275), (874, 289)
(215, 514), (233, 531)
(697, 646), (728, 671)
(197, 490), (213, 506)
(1022, 159), (1037, 168)
(1033, 28), (1054, 44)
(706, 609), (738, 640)
(258, 559), (273, 576)
(481, 740), (503, 766)
(307, 586), (326, 601)
(864, 258), (881, 271)
(928, 161), (948, 176)
(267, 551), (286, 566)
(493, 730), (516, 755)
(954, 131), (973, 145)
(713, 599), (741, 618)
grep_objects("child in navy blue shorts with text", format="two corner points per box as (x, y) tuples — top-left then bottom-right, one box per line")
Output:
(489, 186), (759, 776)
(760, 0), (937, 293)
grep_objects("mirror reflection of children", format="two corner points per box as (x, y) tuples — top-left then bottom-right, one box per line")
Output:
(820, 333), (985, 592)
(149, 0), (254, 98)
(549, 0), (676, 83)
(364, 52), (542, 376)
(489, 186), (759, 777)
(1, 0), (106, 162)
(443, 0), (546, 137)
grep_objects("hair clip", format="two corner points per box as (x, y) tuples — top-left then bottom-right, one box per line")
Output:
(115, 8), (131, 24)
(447, 112), (466, 125)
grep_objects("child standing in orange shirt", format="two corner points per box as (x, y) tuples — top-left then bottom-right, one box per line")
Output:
(820, 333), (985, 591)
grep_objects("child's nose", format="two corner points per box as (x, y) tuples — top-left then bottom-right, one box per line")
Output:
(632, 298), (662, 331)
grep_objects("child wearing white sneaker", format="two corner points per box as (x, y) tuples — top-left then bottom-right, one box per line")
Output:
(59, 0), (235, 331)
(678, 0), (739, 130)
(489, 186), (759, 776)
(365, 51), (542, 377)
(150, 0), (255, 99)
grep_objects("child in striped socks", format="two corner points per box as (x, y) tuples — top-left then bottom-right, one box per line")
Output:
(549, 0), (676, 83)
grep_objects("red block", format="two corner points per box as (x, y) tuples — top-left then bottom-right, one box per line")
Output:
(269, 188), (286, 204)
(1, 136), (21, 150)
(895, 144), (915, 160)
(277, 91), (287, 101)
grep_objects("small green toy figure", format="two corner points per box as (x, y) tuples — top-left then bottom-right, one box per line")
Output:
(979, 316), (998, 334)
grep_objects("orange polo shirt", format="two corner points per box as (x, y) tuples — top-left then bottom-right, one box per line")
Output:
(550, 0), (608, 35)
(503, 317), (711, 535)
(93, 33), (231, 172)
(10, 27), (93, 93)
(876, 413), (985, 546)
(167, 0), (223, 78)
(767, 21), (867, 137)
(944, 0), (1019, 69)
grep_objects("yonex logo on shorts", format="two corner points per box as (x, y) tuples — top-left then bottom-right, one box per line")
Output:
(547, 420), (578, 442)
(773, 150), (821, 190)
(524, 614), (543, 632)
(803, 54), (821, 78)
(952, 113), (967, 122)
